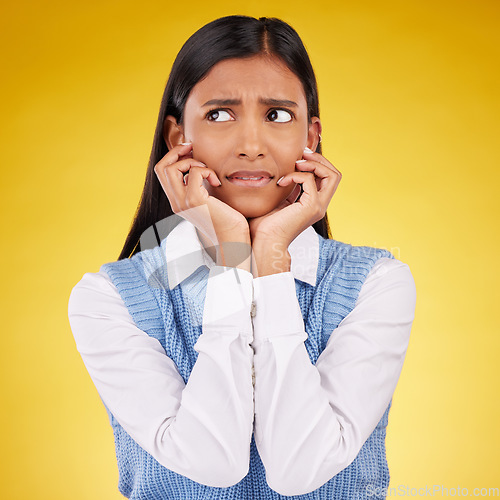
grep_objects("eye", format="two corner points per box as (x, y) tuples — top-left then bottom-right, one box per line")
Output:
(206, 109), (233, 122)
(267, 109), (293, 123)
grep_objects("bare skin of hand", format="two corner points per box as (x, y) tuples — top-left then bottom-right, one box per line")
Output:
(154, 144), (341, 277)
(154, 143), (252, 271)
(249, 148), (342, 278)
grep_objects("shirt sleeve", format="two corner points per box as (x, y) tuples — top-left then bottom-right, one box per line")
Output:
(251, 257), (416, 496)
(67, 265), (254, 487)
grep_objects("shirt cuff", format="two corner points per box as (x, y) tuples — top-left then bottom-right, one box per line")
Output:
(202, 266), (254, 338)
(252, 271), (306, 345)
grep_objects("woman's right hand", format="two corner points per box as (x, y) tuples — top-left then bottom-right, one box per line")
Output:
(154, 143), (251, 268)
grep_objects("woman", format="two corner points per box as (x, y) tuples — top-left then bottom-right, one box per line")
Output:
(68, 15), (416, 499)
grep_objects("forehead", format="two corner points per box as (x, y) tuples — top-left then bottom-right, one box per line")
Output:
(187, 55), (307, 105)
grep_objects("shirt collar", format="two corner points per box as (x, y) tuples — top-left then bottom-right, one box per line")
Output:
(164, 219), (319, 289)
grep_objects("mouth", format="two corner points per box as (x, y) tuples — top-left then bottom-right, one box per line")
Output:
(226, 170), (274, 188)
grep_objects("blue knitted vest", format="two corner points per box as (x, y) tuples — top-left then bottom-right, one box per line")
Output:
(102, 233), (394, 499)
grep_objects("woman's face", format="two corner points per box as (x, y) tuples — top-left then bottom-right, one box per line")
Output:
(165, 55), (321, 219)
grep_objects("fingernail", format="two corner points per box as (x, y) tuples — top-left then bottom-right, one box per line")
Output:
(277, 176), (285, 185)
(218, 180), (222, 186)
(296, 159), (307, 163)
(304, 147), (314, 153)
(181, 142), (192, 146)
(199, 162), (207, 167)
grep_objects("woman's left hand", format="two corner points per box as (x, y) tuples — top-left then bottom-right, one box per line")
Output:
(248, 148), (341, 277)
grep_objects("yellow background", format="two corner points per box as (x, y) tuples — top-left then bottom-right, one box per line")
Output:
(1, 0), (498, 498)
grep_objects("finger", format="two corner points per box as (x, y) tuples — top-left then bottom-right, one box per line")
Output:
(300, 150), (342, 178)
(153, 144), (194, 194)
(158, 143), (194, 168)
(155, 157), (206, 212)
(179, 149), (194, 161)
(295, 160), (323, 191)
(284, 183), (302, 205)
(185, 166), (221, 208)
(300, 162), (341, 208)
(185, 165), (221, 188)
(161, 156), (207, 179)
(158, 158), (205, 195)
(179, 142), (196, 163)
(182, 165), (208, 185)
(278, 171), (329, 218)
(278, 171), (316, 196)
(154, 143), (197, 189)
(295, 159), (342, 193)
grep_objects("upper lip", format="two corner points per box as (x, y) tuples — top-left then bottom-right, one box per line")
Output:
(227, 170), (273, 178)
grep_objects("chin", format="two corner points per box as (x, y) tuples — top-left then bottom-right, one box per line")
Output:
(234, 202), (275, 219)
(245, 209), (270, 219)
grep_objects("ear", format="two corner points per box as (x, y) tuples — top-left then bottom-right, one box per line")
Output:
(163, 115), (185, 150)
(306, 117), (322, 152)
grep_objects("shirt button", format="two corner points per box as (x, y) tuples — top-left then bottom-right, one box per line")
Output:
(250, 301), (257, 318)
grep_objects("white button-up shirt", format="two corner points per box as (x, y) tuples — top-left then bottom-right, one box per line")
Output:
(68, 220), (416, 494)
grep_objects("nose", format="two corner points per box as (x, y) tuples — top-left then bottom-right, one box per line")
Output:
(235, 118), (266, 161)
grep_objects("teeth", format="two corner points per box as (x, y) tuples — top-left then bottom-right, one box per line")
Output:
(234, 177), (263, 180)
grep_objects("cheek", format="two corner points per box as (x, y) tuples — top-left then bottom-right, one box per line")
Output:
(192, 142), (223, 173)
(272, 132), (307, 170)
(273, 148), (304, 177)
(188, 129), (228, 173)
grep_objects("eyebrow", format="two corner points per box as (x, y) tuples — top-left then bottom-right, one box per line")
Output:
(202, 98), (298, 108)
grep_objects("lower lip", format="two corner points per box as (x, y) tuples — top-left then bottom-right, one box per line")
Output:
(226, 177), (273, 187)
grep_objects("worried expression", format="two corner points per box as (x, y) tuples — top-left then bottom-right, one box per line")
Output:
(164, 54), (321, 218)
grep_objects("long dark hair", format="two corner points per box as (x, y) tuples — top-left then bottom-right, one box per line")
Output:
(119, 15), (332, 260)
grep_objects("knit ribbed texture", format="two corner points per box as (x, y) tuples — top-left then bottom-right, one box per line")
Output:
(102, 234), (394, 499)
